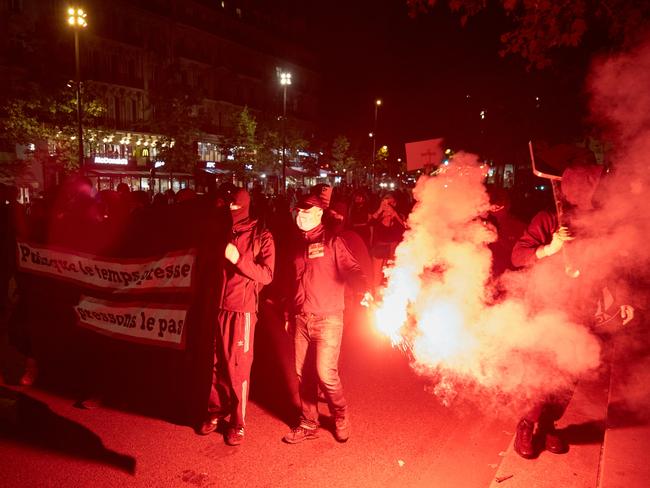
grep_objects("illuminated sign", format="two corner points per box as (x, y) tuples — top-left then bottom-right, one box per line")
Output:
(154, 161), (165, 168)
(94, 156), (128, 165)
(206, 161), (216, 168)
(142, 148), (150, 157)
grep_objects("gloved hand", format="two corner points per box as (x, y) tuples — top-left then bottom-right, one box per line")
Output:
(540, 226), (574, 257)
(225, 243), (240, 264)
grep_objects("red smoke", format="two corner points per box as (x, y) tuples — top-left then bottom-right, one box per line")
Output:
(586, 38), (650, 276)
(373, 37), (650, 413)
(373, 153), (601, 410)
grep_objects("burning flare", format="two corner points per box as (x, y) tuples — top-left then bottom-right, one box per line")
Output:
(373, 153), (600, 405)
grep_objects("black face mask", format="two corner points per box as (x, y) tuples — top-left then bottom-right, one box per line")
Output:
(230, 189), (251, 225)
(231, 206), (249, 225)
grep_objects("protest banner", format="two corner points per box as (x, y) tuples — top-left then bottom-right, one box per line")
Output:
(12, 199), (227, 424)
(405, 138), (444, 171)
(75, 296), (188, 349)
(16, 241), (196, 293)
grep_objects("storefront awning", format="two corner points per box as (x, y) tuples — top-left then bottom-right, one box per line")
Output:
(203, 167), (230, 175)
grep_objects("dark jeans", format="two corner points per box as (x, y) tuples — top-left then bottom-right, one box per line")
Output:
(523, 388), (574, 427)
(294, 312), (346, 428)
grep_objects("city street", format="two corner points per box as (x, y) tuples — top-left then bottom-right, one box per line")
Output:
(2, 3), (650, 487)
(0, 305), (512, 488)
(1, 306), (648, 487)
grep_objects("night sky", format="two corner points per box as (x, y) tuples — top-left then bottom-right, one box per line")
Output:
(305, 0), (593, 163)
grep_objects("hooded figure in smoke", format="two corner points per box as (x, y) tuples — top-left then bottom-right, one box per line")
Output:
(197, 188), (275, 446)
(510, 155), (635, 459)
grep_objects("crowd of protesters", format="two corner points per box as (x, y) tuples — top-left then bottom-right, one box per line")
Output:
(0, 178), (414, 431)
(1, 174), (558, 447)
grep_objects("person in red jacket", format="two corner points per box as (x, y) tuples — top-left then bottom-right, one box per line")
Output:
(197, 188), (275, 446)
(282, 193), (371, 444)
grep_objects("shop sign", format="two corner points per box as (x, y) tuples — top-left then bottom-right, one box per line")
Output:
(95, 156), (128, 165)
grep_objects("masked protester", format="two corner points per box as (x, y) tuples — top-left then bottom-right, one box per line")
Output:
(197, 188), (275, 446)
(369, 193), (406, 290)
(511, 161), (634, 459)
(283, 193), (371, 444)
(348, 191), (371, 247)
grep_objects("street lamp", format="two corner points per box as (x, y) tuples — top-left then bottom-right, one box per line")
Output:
(279, 71), (292, 192)
(372, 99), (382, 189)
(67, 7), (87, 173)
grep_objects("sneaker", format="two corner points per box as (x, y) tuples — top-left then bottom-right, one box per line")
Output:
(197, 416), (221, 436)
(225, 426), (245, 446)
(334, 417), (350, 443)
(514, 419), (536, 459)
(283, 426), (319, 444)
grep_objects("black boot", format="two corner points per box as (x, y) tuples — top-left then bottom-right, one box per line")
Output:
(540, 421), (568, 454)
(514, 419), (536, 459)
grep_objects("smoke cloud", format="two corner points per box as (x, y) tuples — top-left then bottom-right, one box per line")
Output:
(585, 38), (650, 286)
(373, 153), (601, 413)
(374, 38), (650, 416)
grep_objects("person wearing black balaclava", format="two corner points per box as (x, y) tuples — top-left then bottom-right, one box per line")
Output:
(197, 188), (275, 446)
(510, 160), (635, 460)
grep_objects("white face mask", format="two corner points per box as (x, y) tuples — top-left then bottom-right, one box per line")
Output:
(296, 207), (322, 231)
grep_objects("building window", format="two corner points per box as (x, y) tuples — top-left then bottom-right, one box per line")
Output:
(114, 98), (121, 124)
(131, 99), (137, 122)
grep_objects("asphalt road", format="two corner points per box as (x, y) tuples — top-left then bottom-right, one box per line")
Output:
(0, 305), (513, 488)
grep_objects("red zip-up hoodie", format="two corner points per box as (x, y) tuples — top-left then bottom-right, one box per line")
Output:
(218, 218), (275, 313)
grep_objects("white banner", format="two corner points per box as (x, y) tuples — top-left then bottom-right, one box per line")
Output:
(75, 296), (187, 349)
(17, 242), (195, 292)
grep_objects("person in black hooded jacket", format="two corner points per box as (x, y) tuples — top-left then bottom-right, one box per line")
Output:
(197, 188), (275, 446)
(510, 162), (634, 459)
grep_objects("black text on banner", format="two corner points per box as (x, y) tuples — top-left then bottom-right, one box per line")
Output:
(75, 296), (188, 349)
(17, 241), (195, 292)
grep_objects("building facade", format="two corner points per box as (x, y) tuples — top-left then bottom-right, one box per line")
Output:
(0, 0), (322, 194)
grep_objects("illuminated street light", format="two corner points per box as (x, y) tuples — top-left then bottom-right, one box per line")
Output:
(280, 72), (292, 87)
(67, 7), (87, 27)
(67, 6), (88, 173)
(279, 70), (292, 192)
